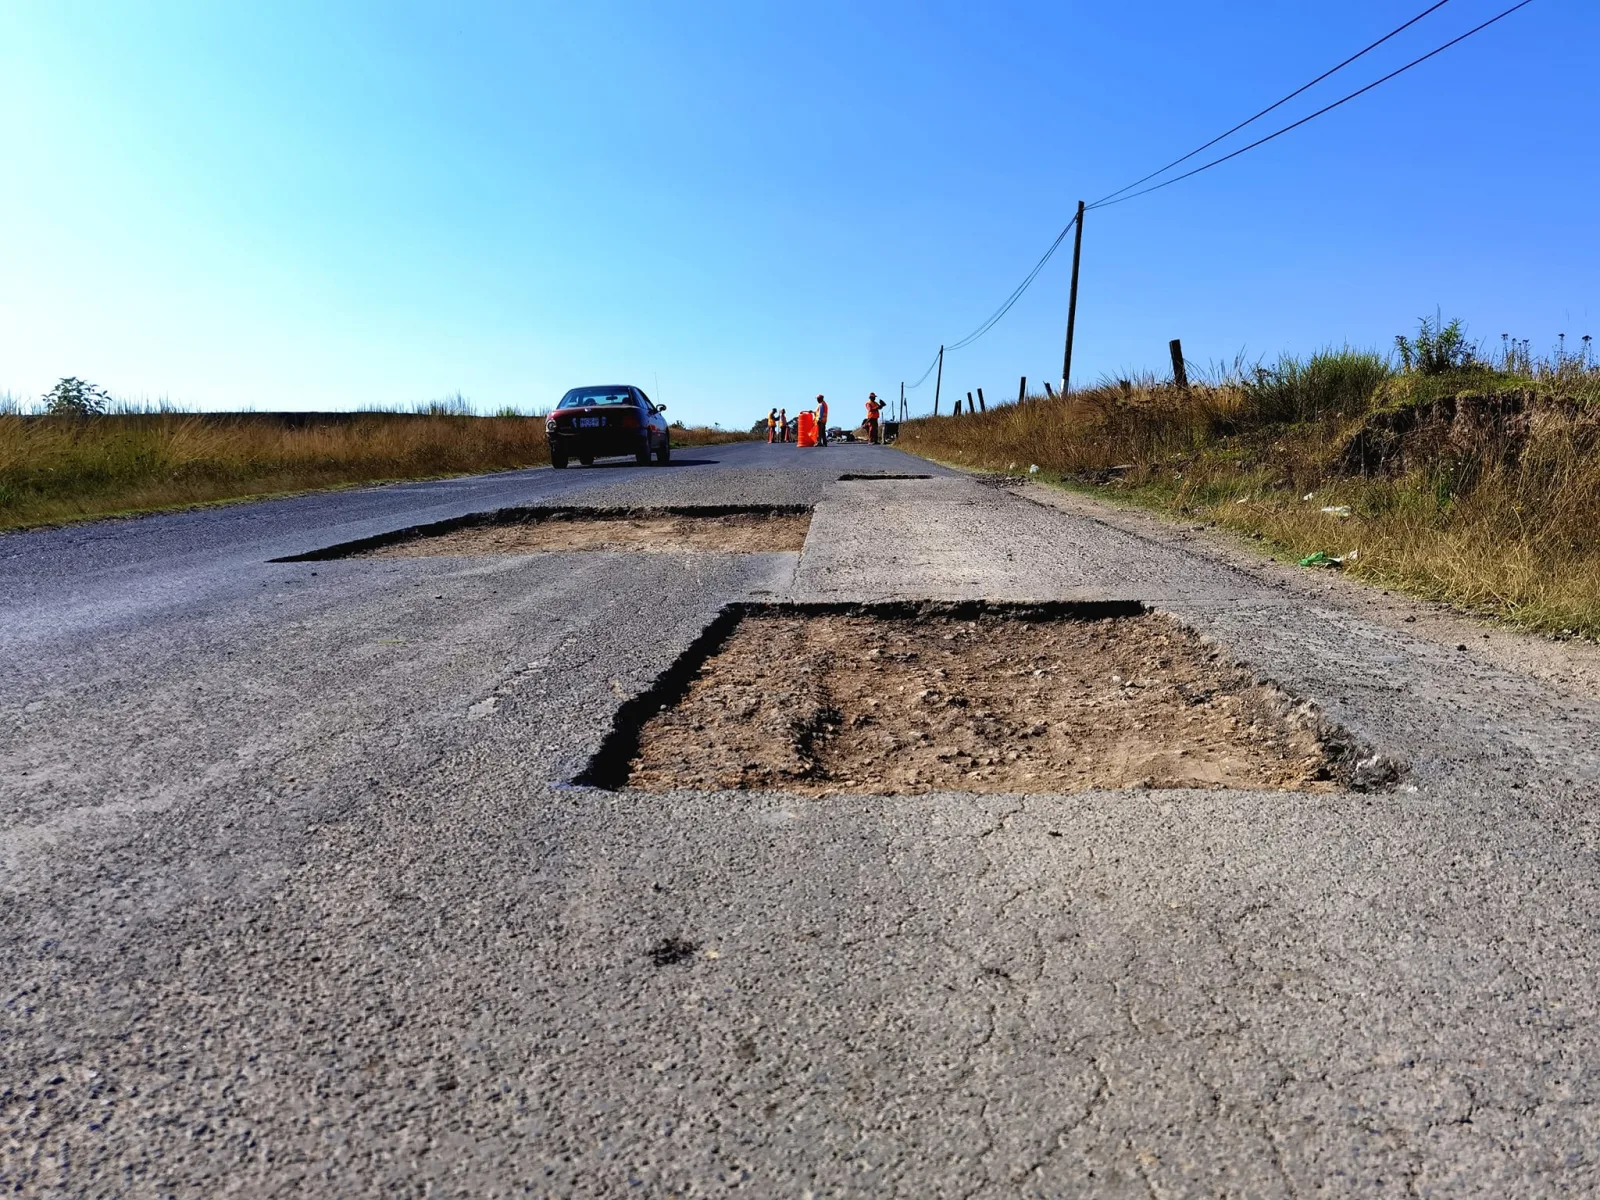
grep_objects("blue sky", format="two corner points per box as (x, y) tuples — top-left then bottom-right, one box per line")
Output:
(1, 0), (1593, 426)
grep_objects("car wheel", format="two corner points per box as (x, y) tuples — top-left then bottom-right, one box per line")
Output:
(551, 447), (569, 469)
(635, 438), (650, 465)
(655, 438), (670, 465)
(579, 455), (595, 467)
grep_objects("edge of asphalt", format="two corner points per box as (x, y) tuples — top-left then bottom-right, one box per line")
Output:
(1018, 479), (1600, 699)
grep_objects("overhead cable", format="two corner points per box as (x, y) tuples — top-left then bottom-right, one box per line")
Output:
(905, 347), (942, 389)
(1089, 0), (1537, 210)
(1090, 0), (1456, 208)
(944, 213), (1078, 352)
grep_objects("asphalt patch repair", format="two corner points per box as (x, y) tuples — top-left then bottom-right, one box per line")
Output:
(594, 604), (1385, 795)
(274, 506), (812, 560)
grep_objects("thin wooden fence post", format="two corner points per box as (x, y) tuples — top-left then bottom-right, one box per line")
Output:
(965, 391), (973, 415)
(1043, 380), (1056, 400)
(976, 388), (986, 412)
(1169, 339), (1188, 390)
(1018, 376), (1027, 405)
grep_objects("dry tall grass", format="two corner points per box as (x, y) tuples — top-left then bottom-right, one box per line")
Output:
(898, 348), (1600, 637)
(0, 412), (746, 530)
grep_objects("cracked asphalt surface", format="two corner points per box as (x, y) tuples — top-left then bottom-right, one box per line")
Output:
(5, 439), (1600, 1197)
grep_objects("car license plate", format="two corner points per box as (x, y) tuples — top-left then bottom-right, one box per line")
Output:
(578, 416), (602, 428)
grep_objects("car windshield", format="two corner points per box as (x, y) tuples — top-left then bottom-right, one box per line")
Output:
(558, 388), (633, 408)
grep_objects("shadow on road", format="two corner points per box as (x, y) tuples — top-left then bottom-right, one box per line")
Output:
(573, 456), (724, 469)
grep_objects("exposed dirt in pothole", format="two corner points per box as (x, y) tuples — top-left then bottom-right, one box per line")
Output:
(625, 610), (1341, 794)
(359, 511), (811, 556)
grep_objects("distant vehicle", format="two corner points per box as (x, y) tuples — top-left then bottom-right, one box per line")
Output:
(828, 427), (857, 443)
(545, 385), (670, 468)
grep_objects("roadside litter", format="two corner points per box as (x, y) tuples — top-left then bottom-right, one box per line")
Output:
(1298, 549), (1360, 569)
(1320, 505), (1353, 518)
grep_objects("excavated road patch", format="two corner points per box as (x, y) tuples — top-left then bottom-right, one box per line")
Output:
(274, 505), (812, 560)
(601, 604), (1356, 795)
(836, 472), (932, 481)
(360, 510), (810, 556)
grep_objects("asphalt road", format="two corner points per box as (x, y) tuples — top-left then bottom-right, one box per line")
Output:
(6, 439), (1600, 1197)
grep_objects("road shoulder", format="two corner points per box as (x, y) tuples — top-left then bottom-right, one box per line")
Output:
(1023, 480), (1600, 698)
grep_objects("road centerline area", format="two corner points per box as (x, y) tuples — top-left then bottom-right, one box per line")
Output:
(5, 441), (1600, 1196)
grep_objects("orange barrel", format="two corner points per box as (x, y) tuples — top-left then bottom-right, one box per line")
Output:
(796, 410), (819, 447)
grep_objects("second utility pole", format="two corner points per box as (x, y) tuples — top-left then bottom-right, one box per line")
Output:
(1060, 201), (1085, 395)
(933, 345), (944, 416)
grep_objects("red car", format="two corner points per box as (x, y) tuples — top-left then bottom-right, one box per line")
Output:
(545, 385), (671, 468)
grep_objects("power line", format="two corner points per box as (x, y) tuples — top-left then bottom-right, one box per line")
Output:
(900, 0), (1534, 401)
(1089, 0), (1536, 211)
(898, 210), (1076, 411)
(1091, 0), (1456, 209)
(944, 213), (1078, 351)
(905, 347), (942, 389)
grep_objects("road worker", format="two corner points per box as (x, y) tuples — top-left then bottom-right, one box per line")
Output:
(766, 408), (778, 443)
(865, 392), (885, 444)
(779, 407), (789, 443)
(816, 394), (828, 445)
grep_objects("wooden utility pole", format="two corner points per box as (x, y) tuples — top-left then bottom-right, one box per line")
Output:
(1169, 339), (1188, 389)
(976, 388), (986, 412)
(899, 381), (906, 421)
(1017, 376), (1027, 405)
(933, 345), (944, 416)
(1061, 201), (1086, 394)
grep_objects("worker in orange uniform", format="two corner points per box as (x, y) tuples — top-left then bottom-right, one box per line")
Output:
(815, 394), (828, 445)
(766, 407), (778, 443)
(865, 392), (885, 444)
(779, 407), (789, 442)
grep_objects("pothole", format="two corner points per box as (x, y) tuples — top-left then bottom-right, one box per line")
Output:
(582, 603), (1391, 795)
(273, 505), (812, 561)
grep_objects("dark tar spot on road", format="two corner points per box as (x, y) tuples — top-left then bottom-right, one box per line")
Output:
(649, 937), (700, 967)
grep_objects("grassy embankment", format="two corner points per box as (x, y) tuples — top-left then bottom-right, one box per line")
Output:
(0, 409), (749, 531)
(897, 327), (1600, 637)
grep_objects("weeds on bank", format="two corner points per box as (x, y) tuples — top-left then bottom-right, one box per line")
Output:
(898, 324), (1600, 637)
